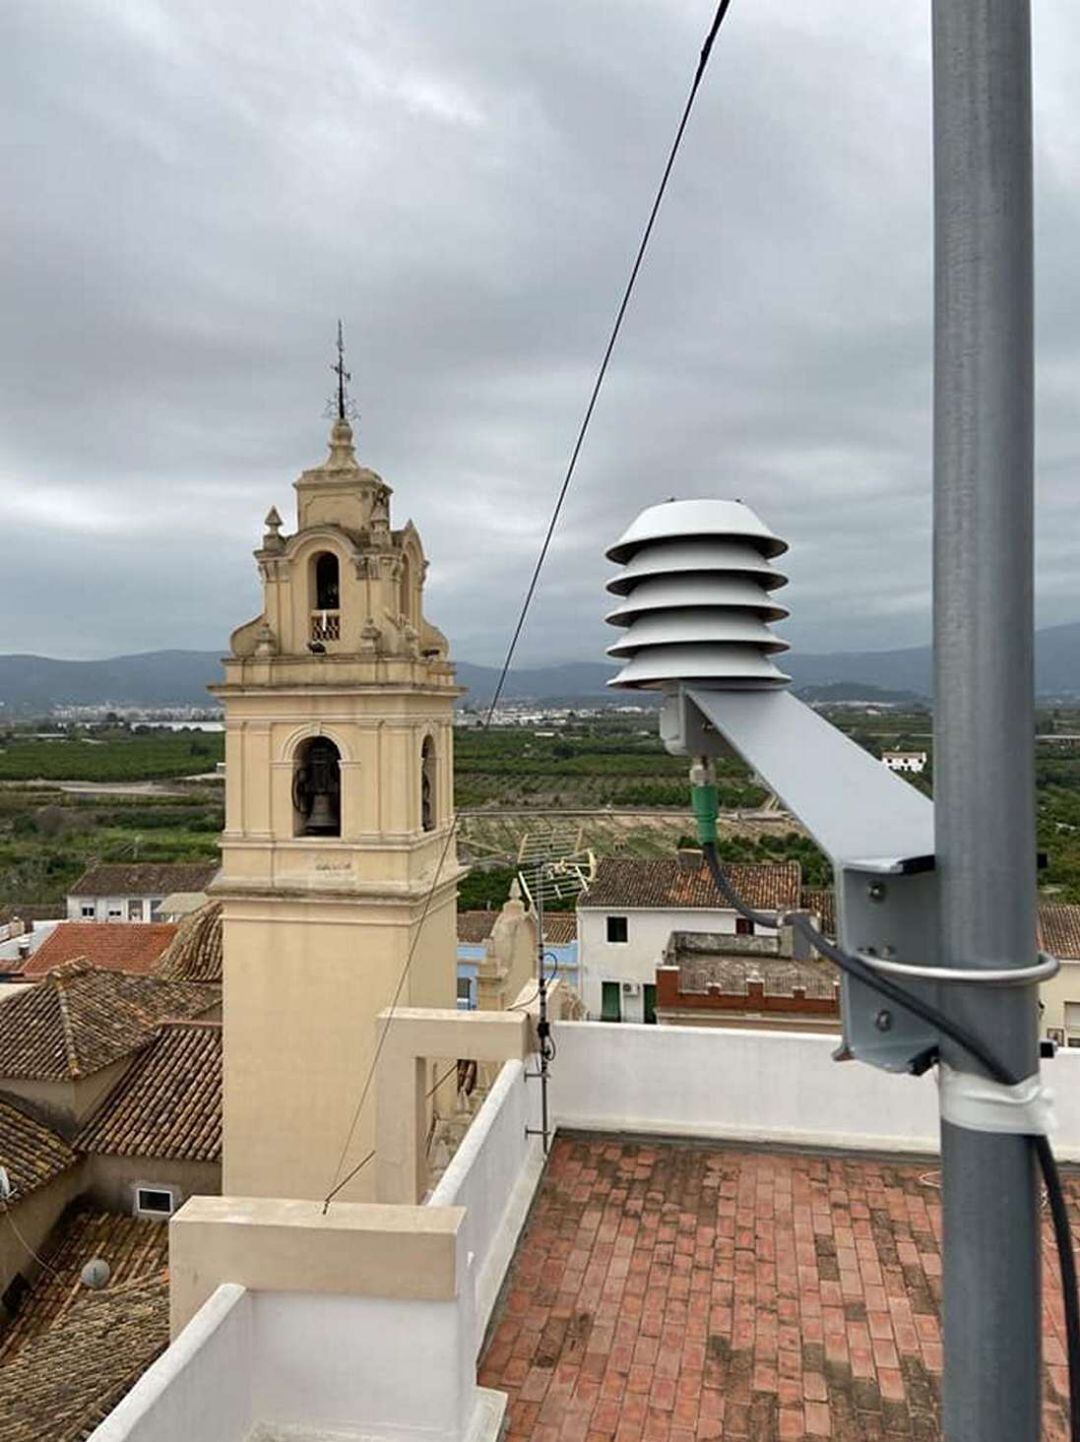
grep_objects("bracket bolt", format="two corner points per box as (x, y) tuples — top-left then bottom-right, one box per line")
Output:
(875, 1009), (893, 1032)
(868, 881), (887, 903)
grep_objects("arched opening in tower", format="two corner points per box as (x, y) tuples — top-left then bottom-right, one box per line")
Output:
(421, 736), (437, 832)
(310, 552), (341, 644)
(314, 552), (340, 609)
(292, 736), (342, 837)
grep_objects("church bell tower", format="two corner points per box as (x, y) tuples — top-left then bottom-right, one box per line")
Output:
(213, 344), (462, 1202)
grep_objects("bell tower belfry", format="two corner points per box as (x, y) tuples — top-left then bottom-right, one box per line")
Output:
(213, 375), (462, 1202)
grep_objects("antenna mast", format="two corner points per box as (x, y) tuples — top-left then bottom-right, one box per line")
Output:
(517, 822), (594, 1153)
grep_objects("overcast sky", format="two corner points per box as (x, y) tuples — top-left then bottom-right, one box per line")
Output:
(4, 1), (1079, 666)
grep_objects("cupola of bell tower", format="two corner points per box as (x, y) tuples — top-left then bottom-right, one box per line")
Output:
(211, 330), (463, 1204)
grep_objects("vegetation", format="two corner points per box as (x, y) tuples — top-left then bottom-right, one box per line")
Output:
(0, 727), (223, 781)
(1, 706), (1078, 909)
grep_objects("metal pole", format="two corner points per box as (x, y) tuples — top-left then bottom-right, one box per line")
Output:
(536, 872), (551, 1152)
(932, 3), (1039, 1439)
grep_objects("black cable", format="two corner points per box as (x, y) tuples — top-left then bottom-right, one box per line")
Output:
(482, 0), (736, 726)
(700, 840), (1080, 1439)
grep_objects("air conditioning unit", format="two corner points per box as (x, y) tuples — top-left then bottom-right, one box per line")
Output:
(622, 982), (641, 997)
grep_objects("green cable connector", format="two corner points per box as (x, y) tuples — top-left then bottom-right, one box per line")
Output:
(689, 760), (718, 846)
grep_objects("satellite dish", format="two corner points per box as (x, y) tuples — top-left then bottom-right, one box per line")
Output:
(80, 1257), (111, 1290)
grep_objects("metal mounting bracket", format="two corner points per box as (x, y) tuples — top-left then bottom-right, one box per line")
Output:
(662, 686), (940, 1072)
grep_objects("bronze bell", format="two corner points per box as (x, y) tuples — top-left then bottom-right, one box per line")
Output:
(294, 738), (341, 836)
(305, 786), (338, 835)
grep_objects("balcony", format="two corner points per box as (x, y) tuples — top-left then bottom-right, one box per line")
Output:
(310, 610), (340, 644)
(87, 1016), (1080, 1442)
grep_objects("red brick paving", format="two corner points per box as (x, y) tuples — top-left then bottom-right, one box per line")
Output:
(478, 1134), (1077, 1441)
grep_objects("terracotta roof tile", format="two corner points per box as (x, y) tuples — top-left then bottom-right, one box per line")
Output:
(68, 861), (218, 898)
(800, 885), (837, 939)
(1040, 903), (1080, 960)
(0, 963), (219, 1081)
(155, 901), (222, 983)
(542, 912), (577, 945)
(18, 922), (178, 979)
(0, 1207), (169, 1360)
(581, 856), (802, 913)
(0, 1098), (77, 1202)
(0, 1208), (170, 1440)
(457, 910), (498, 945)
(0, 1278), (168, 1441)
(76, 1020), (221, 1162)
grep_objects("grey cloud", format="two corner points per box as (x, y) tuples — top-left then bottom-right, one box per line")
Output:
(4, 0), (1078, 666)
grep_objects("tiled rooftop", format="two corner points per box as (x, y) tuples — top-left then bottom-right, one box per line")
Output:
(0, 1206), (170, 1440)
(545, 913), (579, 945)
(581, 859), (801, 915)
(479, 1134), (1076, 1442)
(458, 910), (499, 945)
(1040, 904), (1080, 962)
(18, 921), (179, 978)
(0, 1096), (77, 1202)
(0, 1206), (170, 1358)
(76, 1018), (222, 1162)
(156, 900), (223, 983)
(69, 860), (218, 897)
(457, 909), (577, 946)
(0, 962), (219, 1080)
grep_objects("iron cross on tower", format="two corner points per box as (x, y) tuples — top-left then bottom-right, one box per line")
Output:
(329, 320), (357, 423)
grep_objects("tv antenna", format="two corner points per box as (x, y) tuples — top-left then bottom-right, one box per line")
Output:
(516, 821), (595, 1153)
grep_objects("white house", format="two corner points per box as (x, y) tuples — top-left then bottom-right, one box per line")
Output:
(575, 853), (801, 1022)
(881, 750), (928, 774)
(66, 862), (218, 923)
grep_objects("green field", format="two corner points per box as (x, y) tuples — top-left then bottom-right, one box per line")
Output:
(2, 709), (1079, 910)
(0, 729), (223, 781)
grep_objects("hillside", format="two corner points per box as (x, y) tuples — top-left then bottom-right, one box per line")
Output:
(0, 620), (1077, 714)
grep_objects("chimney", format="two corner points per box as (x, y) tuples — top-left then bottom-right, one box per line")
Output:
(677, 846), (703, 873)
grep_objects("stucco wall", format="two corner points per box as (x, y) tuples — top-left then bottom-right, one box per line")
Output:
(579, 906), (765, 1018)
(1039, 958), (1080, 1037)
(222, 886), (457, 1203)
(83, 1155), (220, 1217)
(67, 896), (158, 922)
(548, 1019), (1080, 1161)
(0, 1166), (83, 1311)
(1, 1056), (134, 1135)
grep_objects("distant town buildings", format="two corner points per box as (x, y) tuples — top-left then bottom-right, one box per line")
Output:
(881, 749), (928, 774)
(66, 861), (217, 923)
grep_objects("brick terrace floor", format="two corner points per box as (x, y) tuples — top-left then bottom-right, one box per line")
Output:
(478, 1134), (1077, 1442)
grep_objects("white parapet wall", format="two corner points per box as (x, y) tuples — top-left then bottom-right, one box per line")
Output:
(89, 1198), (505, 1442)
(548, 1020), (1080, 1162)
(428, 1059), (545, 1349)
(89, 1284), (253, 1442)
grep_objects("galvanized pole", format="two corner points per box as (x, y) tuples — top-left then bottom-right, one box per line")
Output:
(932, 3), (1039, 1439)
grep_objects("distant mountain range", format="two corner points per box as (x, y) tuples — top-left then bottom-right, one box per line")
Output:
(0, 620), (1077, 715)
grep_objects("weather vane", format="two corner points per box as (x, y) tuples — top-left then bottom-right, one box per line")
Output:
(325, 319), (360, 423)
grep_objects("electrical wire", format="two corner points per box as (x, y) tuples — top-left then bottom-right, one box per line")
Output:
(700, 839), (1080, 1441)
(320, 0), (738, 1210)
(2, 1202), (61, 1280)
(481, 0), (736, 723)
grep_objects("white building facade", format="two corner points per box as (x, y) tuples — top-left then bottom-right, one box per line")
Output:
(576, 855), (800, 1022)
